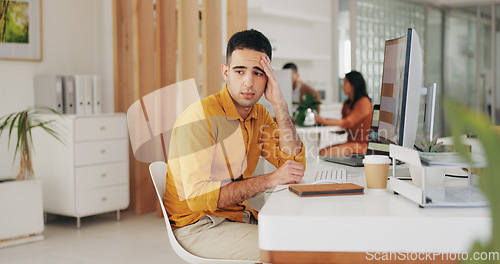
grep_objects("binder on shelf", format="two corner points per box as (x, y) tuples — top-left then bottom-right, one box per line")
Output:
(92, 75), (102, 114)
(74, 75), (87, 114)
(63, 75), (76, 114)
(84, 75), (94, 114)
(34, 75), (64, 114)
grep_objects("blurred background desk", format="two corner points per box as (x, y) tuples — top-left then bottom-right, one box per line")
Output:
(258, 160), (491, 264)
(296, 125), (344, 161)
(254, 125), (344, 176)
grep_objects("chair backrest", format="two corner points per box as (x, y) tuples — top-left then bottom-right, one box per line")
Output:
(148, 162), (254, 264)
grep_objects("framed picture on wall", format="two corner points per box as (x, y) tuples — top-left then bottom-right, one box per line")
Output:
(0, 0), (42, 61)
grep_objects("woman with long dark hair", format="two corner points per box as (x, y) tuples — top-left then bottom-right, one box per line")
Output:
(315, 71), (373, 156)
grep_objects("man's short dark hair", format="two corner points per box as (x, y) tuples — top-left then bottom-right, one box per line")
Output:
(226, 29), (272, 64)
(283, 62), (298, 72)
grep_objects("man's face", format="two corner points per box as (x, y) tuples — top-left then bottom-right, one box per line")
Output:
(222, 49), (268, 110)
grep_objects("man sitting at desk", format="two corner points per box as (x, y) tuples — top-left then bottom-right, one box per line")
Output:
(165, 29), (306, 261)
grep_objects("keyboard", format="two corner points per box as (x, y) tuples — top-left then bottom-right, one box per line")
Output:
(320, 155), (365, 167)
(312, 169), (348, 184)
(321, 154), (403, 167)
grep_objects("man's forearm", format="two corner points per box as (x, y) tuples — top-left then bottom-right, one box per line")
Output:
(273, 101), (302, 155)
(217, 174), (274, 208)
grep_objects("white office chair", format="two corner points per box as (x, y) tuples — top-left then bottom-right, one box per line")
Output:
(148, 161), (258, 264)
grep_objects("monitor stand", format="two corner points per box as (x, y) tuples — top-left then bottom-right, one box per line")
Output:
(390, 163), (411, 179)
(421, 83), (437, 137)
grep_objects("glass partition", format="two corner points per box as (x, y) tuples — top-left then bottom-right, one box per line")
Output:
(349, 1), (499, 131)
(355, 0), (425, 105)
(338, 0), (350, 103)
(444, 7), (477, 110)
(479, 5), (493, 116)
(425, 8), (443, 135)
(496, 4), (500, 125)
(443, 5), (498, 130)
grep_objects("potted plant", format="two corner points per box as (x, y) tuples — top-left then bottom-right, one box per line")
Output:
(410, 133), (446, 186)
(414, 133), (444, 153)
(446, 102), (500, 262)
(293, 93), (321, 127)
(0, 106), (63, 248)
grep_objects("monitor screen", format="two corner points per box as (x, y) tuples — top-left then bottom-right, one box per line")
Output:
(366, 104), (391, 155)
(377, 28), (422, 149)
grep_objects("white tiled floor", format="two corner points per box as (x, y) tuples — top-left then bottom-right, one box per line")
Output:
(0, 211), (188, 264)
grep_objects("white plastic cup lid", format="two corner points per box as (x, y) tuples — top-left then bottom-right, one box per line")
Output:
(363, 155), (391, 164)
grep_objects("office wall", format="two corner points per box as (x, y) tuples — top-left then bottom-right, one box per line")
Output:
(0, 0), (113, 178)
(247, 0), (332, 102)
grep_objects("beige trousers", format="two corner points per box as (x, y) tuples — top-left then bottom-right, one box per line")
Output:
(173, 211), (260, 262)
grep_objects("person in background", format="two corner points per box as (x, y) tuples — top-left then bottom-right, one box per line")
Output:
(315, 71), (372, 156)
(283, 62), (322, 113)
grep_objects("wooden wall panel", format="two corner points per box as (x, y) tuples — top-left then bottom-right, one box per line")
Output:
(202, 0), (223, 96)
(114, 0), (248, 216)
(156, 0), (177, 88)
(131, 0), (157, 215)
(113, 0), (136, 212)
(113, 0), (134, 113)
(227, 0), (247, 41)
(155, 0), (177, 217)
(178, 0), (199, 87)
(113, 0), (158, 215)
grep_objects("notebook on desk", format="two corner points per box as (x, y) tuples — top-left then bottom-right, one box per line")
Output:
(289, 183), (364, 197)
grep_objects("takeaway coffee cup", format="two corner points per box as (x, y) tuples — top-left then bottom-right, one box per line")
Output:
(363, 155), (391, 189)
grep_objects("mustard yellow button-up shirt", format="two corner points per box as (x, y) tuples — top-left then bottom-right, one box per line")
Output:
(165, 85), (306, 229)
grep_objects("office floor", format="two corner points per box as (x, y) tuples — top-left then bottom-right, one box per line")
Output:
(0, 211), (188, 264)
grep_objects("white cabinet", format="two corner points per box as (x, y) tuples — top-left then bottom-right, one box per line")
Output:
(32, 114), (129, 228)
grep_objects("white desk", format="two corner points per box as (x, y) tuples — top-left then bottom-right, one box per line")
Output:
(258, 160), (491, 263)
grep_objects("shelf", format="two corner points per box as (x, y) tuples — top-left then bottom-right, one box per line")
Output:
(272, 51), (330, 61)
(248, 6), (329, 24)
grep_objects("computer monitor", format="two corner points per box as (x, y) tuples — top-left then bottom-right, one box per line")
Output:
(320, 29), (423, 167)
(377, 28), (423, 149)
